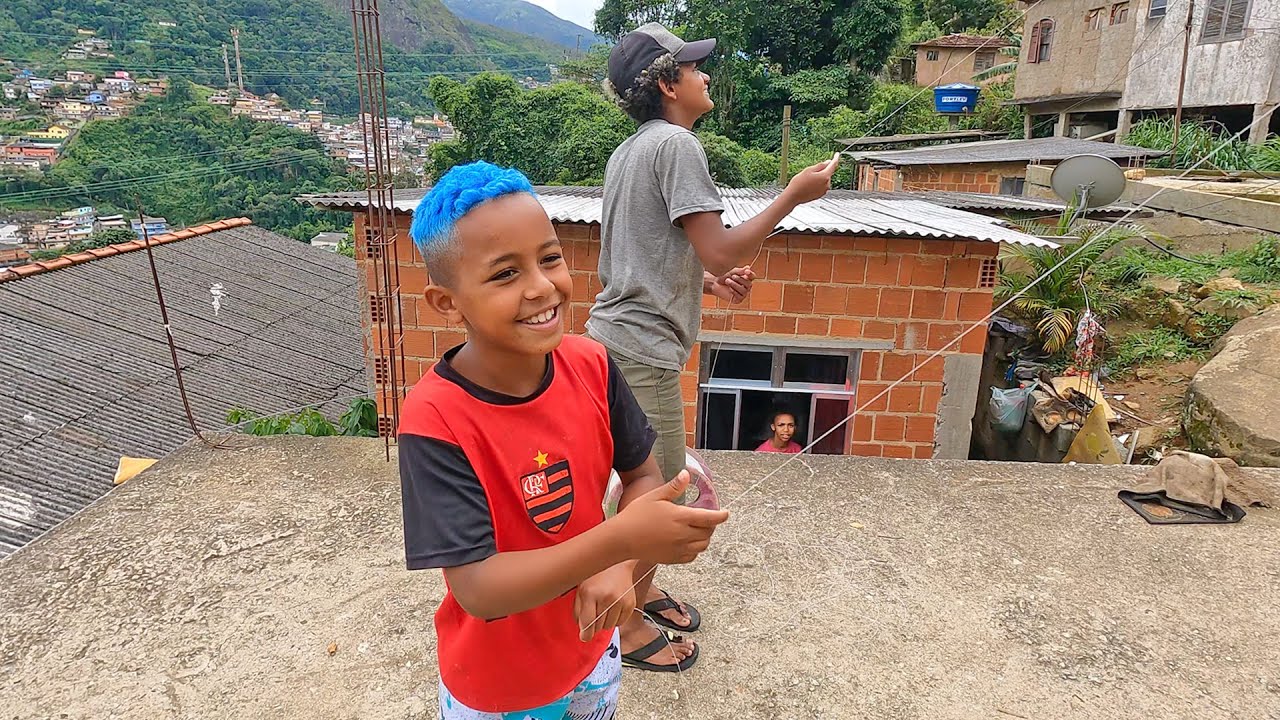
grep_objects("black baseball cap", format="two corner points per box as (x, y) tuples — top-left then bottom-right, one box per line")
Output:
(607, 23), (717, 95)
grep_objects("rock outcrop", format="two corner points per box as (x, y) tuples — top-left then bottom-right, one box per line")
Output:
(1184, 305), (1280, 467)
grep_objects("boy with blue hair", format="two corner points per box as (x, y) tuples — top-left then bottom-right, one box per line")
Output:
(398, 160), (729, 719)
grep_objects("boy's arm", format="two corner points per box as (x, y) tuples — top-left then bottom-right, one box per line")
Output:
(445, 476), (720, 620)
(679, 154), (842, 276)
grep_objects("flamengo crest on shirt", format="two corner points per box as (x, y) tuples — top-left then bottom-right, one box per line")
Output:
(521, 457), (573, 534)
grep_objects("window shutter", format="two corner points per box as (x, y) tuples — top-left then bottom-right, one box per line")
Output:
(1029, 21), (1043, 62)
(1202, 0), (1227, 39)
(1224, 0), (1248, 37)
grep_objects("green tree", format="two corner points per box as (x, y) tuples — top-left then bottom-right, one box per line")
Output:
(4, 94), (357, 240)
(426, 73), (631, 184)
(923, 0), (1013, 33)
(833, 0), (905, 72)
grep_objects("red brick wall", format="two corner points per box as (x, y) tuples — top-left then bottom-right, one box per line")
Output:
(899, 161), (1029, 194)
(357, 213), (998, 459)
(856, 164), (900, 192)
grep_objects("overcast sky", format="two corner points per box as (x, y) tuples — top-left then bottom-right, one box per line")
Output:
(525, 0), (603, 31)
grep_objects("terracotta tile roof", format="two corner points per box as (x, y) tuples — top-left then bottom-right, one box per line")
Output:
(913, 34), (1011, 48)
(0, 217), (252, 284)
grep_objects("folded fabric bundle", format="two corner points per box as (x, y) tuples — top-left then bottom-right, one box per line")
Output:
(1118, 450), (1247, 525)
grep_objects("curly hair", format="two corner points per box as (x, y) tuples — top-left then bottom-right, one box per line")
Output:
(603, 53), (683, 124)
(409, 160), (536, 285)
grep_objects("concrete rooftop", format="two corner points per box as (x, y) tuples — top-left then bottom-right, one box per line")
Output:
(2, 436), (1279, 719)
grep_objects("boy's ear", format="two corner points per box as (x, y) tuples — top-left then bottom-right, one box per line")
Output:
(658, 73), (680, 101)
(423, 283), (464, 325)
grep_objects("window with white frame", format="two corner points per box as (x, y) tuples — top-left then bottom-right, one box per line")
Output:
(1149, 0), (1168, 17)
(697, 344), (860, 454)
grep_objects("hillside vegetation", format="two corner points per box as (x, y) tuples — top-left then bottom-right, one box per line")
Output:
(0, 82), (354, 240)
(0, 0), (560, 115)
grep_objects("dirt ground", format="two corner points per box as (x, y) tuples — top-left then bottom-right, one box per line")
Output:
(1105, 358), (1203, 438)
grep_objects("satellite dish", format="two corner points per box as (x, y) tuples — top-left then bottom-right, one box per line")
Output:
(1050, 154), (1126, 208)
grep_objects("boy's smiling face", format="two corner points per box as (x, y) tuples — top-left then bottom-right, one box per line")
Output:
(424, 192), (570, 358)
(666, 62), (714, 119)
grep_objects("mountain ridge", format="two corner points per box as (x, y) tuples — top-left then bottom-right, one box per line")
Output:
(442, 0), (605, 50)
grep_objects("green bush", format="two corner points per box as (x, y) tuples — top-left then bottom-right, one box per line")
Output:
(1112, 328), (1199, 371)
(226, 397), (379, 438)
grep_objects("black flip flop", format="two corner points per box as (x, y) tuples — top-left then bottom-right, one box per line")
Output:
(642, 590), (701, 633)
(621, 630), (699, 673)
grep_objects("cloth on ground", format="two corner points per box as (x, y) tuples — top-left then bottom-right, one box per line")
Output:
(1118, 450), (1247, 524)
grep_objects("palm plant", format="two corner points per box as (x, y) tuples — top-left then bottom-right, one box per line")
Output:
(995, 216), (1147, 353)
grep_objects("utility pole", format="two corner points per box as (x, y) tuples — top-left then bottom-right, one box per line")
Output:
(230, 27), (245, 93)
(576, 34), (582, 55)
(1172, 0), (1195, 156)
(222, 43), (233, 90)
(778, 105), (792, 186)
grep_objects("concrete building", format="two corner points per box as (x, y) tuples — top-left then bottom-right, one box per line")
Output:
(851, 136), (1163, 195)
(913, 34), (1012, 86)
(302, 186), (1056, 460)
(130, 216), (169, 238)
(1013, 0), (1280, 142)
(1122, 0), (1280, 142)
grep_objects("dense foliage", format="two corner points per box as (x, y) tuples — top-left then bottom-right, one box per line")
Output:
(1122, 118), (1280, 172)
(0, 0), (561, 115)
(226, 397), (379, 437)
(1, 84), (355, 240)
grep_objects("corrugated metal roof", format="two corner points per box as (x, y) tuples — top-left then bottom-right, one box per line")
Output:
(299, 186), (1057, 246)
(0, 225), (367, 560)
(847, 136), (1166, 166)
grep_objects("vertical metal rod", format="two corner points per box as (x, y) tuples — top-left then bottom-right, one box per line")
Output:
(1172, 0), (1195, 157)
(778, 104), (792, 186)
(351, 0), (405, 459)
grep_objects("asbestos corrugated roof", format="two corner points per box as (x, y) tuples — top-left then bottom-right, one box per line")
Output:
(846, 136), (1166, 166)
(298, 186), (1057, 246)
(0, 223), (367, 560)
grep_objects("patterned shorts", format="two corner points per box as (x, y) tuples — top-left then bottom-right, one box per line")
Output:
(438, 631), (621, 720)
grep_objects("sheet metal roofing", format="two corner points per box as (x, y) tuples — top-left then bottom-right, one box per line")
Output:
(846, 136), (1166, 166)
(299, 186), (1057, 247)
(0, 222), (367, 560)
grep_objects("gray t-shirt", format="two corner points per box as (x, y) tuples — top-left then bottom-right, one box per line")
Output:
(586, 120), (724, 371)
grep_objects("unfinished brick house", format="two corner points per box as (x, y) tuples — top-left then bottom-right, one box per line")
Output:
(851, 136), (1162, 195)
(303, 186), (1052, 460)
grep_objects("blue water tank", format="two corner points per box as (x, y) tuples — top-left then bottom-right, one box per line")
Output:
(934, 83), (980, 114)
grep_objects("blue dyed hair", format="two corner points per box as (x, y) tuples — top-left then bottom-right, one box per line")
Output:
(409, 160), (535, 254)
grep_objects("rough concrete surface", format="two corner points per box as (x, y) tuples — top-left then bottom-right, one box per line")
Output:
(2, 436), (1279, 720)
(1186, 305), (1280, 467)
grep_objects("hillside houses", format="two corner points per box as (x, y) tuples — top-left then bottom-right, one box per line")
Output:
(208, 91), (450, 178)
(0, 66), (161, 170)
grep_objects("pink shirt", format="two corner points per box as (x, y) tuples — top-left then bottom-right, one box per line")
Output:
(756, 440), (802, 454)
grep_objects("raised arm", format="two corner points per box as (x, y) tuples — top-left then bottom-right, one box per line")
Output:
(683, 153), (841, 276)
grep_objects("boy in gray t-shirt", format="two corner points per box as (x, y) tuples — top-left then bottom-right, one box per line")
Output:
(586, 22), (839, 672)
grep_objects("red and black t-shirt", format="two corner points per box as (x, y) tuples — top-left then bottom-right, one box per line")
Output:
(398, 334), (655, 713)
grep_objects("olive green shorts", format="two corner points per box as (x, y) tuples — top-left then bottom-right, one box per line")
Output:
(587, 334), (687, 482)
